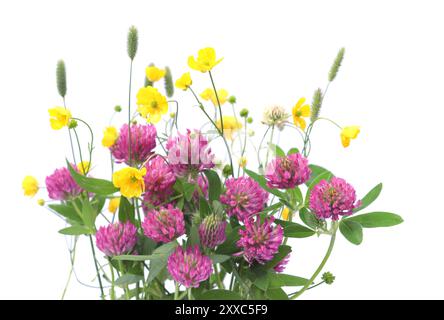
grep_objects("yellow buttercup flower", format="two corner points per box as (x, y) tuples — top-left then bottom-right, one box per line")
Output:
(340, 126), (360, 148)
(102, 126), (119, 147)
(22, 176), (39, 197)
(37, 199), (45, 206)
(188, 47), (223, 72)
(48, 107), (72, 130)
(200, 88), (229, 107)
(292, 98), (311, 130)
(77, 161), (91, 175)
(216, 116), (243, 140)
(175, 72), (192, 90)
(146, 66), (166, 82)
(112, 167), (147, 199)
(136, 86), (168, 124)
(108, 197), (120, 214)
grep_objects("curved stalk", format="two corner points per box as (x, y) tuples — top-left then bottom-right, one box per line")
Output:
(290, 222), (338, 299)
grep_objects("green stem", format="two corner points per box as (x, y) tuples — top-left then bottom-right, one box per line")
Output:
(208, 71), (224, 136)
(290, 222), (338, 299)
(118, 260), (131, 300)
(188, 86), (234, 176)
(264, 125), (275, 167)
(214, 264), (224, 289)
(63, 97), (77, 165)
(61, 237), (77, 300)
(128, 60), (133, 166)
(174, 282), (179, 300)
(108, 258), (116, 300)
(187, 288), (193, 300)
(89, 235), (105, 299)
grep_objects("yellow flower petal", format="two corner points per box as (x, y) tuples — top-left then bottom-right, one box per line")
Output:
(175, 72), (192, 90)
(300, 104), (311, 117)
(340, 126), (360, 148)
(77, 161), (91, 175)
(188, 47), (223, 72)
(48, 107), (71, 130)
(22, 176), (39, 197)
(146, 66), (166, 82)
(108, 197), (120, 214)
(112, 167), (146, 199)
(102, 126), (119, 147)
(136, 86), (168, 123)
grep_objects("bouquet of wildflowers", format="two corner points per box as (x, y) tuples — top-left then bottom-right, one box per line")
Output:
(22, 26), (403, 300)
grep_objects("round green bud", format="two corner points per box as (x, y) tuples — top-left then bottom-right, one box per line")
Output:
(114, 105), (122, 112)
(170, 112), (176, 119)
(322, 272), (335, 285)
(247, 117), (253, 124)
(239, 108), (249, 118)
(222, 164), (233, 178)
(228, 95), (237, 104)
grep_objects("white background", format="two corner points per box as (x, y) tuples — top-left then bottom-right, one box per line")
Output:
(0, 0), (443, 299)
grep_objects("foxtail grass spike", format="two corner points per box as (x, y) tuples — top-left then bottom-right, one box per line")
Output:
(164, 66), (174, 98)
(328, 48), (345, 82)
(310, 88), (323, 123)
(56, 60), (67, 98)
(127, 26), (138, 60)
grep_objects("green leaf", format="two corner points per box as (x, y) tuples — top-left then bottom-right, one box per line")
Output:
(49, 204), (82, 224)
(183, 182), (196, 202)
(266, 288), (289, 300)
(197, 290), (241, 300)
(118, 196), (135, 224)
(269, 143), (285, 157)
(269, 273), (308, 288)
(299, 208), (321, 230)
(113, 255), (154, 262)
(210, 254), (230, 264)
(245, 169), (287, 199)
(287, 147), (299, 155)
(253, 274), (270, 291)
(259, 245), (292, 271)
(58, 226), (92, 235)
(215, 226), (241, 255)
(80, 199), (97, 229)
(339, 220), (363, 245)
(305, 164), (334, 187)
(354, 183), (383, 213)
(204, 170), (222, 202)
(275, 219), (315, 238)
(146, 242), (178, 284)
(114, 274), (144, 287)
(199, 197), (211, 217)
(91, 195), (106, 213)
(67, 161), (118, 195)
(347, 212), (403, 228)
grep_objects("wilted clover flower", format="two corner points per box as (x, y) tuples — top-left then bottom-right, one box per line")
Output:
(142, 205), (185, 243)
(237, 216), (283, 265)
(45, 167), (82, 200)
(167, 246), (213, 288)
(96, 221), (138, 257)
(110, 123), (156, 165)
(309, 177), (361, 220)
(220, 177), (268, 222)
(262, 105), (290, 130)
(198, 214), (227, 249)
(265, 153), (311, 189)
